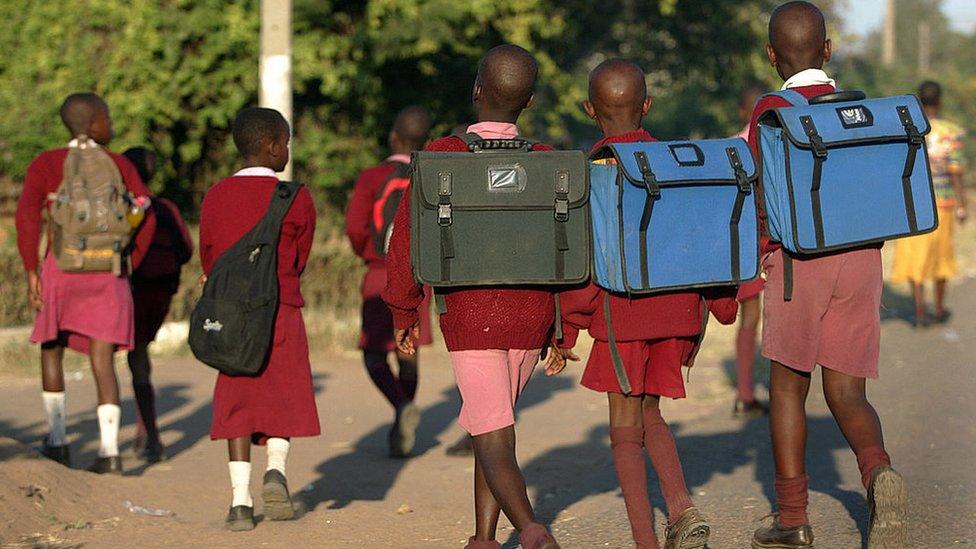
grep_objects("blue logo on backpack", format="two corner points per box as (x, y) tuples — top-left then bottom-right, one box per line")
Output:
(758, 90), (937, 254)
(589, 139), (760, 294)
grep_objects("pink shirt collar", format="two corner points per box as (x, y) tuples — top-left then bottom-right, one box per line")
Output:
(385, 154), (411, 164)
(466, 121), (519, 139)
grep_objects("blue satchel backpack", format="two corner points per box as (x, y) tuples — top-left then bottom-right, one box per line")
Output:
(590, 138), (760, 294)
(758, 90), (937, 255)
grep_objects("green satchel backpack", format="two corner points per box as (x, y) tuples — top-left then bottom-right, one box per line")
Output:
(410, 134), (590, 288)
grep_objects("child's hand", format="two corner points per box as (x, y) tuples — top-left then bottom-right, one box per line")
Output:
(545, 347), (579, 376)
(395, 323), (420, 356)
(25, 270), (42, 311)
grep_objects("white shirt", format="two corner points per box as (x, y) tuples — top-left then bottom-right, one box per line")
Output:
(233, 166), (278, 177)
(68, 137), (98, 148)
(781, 68), (836, 90)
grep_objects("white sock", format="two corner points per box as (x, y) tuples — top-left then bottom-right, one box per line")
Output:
(266, 437), (290, 476)
(42, 391), (67, 446)
(229, 461), (253, 507)
(96, 404), (121, 457)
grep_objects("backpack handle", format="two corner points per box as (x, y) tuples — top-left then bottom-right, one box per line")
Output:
(808, 90), (867, 105)
(458, 132), (536, 153)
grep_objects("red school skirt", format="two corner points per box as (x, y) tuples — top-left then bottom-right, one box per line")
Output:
(210, 304), (321, 444)
(581, 337), (697, 399)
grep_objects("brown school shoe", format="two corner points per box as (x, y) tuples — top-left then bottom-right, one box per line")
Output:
(867, 466), (907, 549)
(733, 399), (769, 418)
(390, 402), (421, 458)
(225, 505), (255, 532)
(752, 516), (814, 548)
(262, 469), (297, 521)
(87, 456), (123, 475)
(665, 506), (710, 549)
(39, 438), (71, 467)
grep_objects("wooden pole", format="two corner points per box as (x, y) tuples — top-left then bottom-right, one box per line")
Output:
(260, 0), (293, 180)
(882, 0), (896, 67)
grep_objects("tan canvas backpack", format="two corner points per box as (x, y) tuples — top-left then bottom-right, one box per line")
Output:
(49, 138), (136, 275)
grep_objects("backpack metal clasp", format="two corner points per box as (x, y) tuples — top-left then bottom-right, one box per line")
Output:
(634, 151), (661, 199)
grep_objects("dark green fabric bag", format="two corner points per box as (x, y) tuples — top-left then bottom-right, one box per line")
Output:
(189, 181), (301, 376)
(410, 135), (590, 287)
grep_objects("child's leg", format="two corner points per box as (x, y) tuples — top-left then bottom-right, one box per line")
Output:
(396, 350), (419, 403)
(910, 282), (925, 323)
(736, 298), (761, 404)
(41, 342), (67, 446)
(364, 351), (405, 409)
(935, 278), (948, 318)
(473, 451), (501, 542)
(228, 437), (253, 507)
(262, 437), (297, 520)
(820, 368), (889, 489)
(90, 339), (121, 459)
(471, 426), (534, 530)
(127, 345), (160, 445)
(608, 392), (658, 548)
(769, 361), (812, 527)
(642, 396), (693, 524)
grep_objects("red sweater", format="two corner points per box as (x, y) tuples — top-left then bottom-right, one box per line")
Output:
(345, 160), (403, 269)
(747, 84), (836, 254)
(559, 129), (739, 346)
(16, 148), (156, 272)
(382, 135), (557, 351)
(199, 175), (316, 308)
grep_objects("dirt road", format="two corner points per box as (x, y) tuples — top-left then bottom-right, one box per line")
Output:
(0, 282), (974, 548)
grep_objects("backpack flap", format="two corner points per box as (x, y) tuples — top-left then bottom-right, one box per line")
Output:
(590, 139), (759, 293)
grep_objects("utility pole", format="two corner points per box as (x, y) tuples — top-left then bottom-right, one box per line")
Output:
(260, 0), (293, 179)
(882, 0), (896, 67)
(918, 20), (931, 75)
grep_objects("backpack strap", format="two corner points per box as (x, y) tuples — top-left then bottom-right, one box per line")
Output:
(247, 181), (303, 246)
(761, 89), (811, 106)
(782, 251), (794, 302)
(726, 146), (753, 284)
(603, 294), (633, 395)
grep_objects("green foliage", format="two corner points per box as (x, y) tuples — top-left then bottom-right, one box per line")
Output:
(0, 0), (786, 214)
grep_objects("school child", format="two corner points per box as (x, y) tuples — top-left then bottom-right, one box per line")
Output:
(122, 146), (194, 463)
(199, 107), (319, 531)
(747, 3), (906, 547)
(345, 106), (433, 458)
(547, 58), (738, 549)
(890, 80), (968, 327)
(733, 85), (770, 418)
(15, 93), (155, 474)
(383, 45), (561, 549)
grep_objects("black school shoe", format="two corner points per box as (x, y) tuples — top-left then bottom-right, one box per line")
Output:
(140, 441), (166, 464)
(262, 469), (296, 521)
(38, 439), (71, 467)
(752, 517), (814, 548)
(225, 505), (255, 532)
(664, 507), (710, 549)
(867, 466), (907, 549)
(87, 456), (123, 475)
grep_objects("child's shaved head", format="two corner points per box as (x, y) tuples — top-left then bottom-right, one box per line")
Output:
(232, 107), (289, 158)
(473, 45), (538, 121)
(767, 1), (831, 80)
(60, 93), (108, 137)
(391, 106), (432, 151)
(584, 58), (651, 137)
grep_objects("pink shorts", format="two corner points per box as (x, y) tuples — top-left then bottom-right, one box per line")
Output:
(762, 248), (882, 378)
(449, 349), (541, 436)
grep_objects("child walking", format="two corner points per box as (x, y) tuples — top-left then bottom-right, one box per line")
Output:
(384, 45), (560, 549)
(199, 107), (320, 531)
(345, 106), (433, 457)
(16, 93), (155, 474)
(548, 58), (738, 549)
(747, 3), (906, 548)
(123, 146), (194, 464)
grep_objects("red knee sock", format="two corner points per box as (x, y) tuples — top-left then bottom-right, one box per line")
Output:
(610, 426), (659, 548)
(775, 474), (809, 528)
(736, 327), (758, 403)
(642, 407), (693, 524)
(855, 445), (891, 490)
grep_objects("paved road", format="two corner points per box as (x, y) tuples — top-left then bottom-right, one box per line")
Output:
(0, 281), (973, 548)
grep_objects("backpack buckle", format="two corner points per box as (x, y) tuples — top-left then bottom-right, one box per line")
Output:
(633, 151), (661, 199)
(896, 106), (924, 146)
(438, 204), (452, 226)
(554, 198), (569, 221)
(726, 147), (752, 194)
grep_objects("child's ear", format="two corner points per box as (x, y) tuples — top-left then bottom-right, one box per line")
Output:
(582, 100), (597, 120)
(642, 96), (652, 117)
(524, 94), (535, 110)
(766, 44), (777, 67)
(823, 39), (832, 64)
(472, 83), (482, 104)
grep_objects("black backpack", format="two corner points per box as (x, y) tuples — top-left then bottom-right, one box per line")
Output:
(371, 161), (411, 256)
(189, 181), (302, 376)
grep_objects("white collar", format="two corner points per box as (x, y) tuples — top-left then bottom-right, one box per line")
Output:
(782, 68), (836, 90)
(233, 166), (278, 177)
(68, 137), (99, 149)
